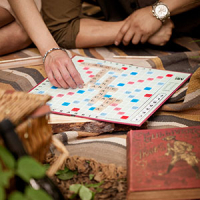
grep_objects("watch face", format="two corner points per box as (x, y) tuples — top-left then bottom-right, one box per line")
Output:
(155, 5), (168, 18)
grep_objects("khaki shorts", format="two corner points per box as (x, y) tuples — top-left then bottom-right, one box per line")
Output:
(42, 0), (82, 49)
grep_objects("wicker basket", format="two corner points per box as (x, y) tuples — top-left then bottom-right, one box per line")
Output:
(0, 89), (52, 162)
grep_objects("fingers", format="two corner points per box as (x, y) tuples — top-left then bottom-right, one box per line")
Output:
(44, 51), (84, 89)
(48, 70), (68, 88)
(115, 20), (146, 46)
(131, 33), (141, 45)
(49, 63), (84, 89)
(115, 23), (130, 46)
(62, 58), (84, 89)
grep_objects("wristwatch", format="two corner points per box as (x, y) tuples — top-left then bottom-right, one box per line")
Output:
(152, 1), (170, 23)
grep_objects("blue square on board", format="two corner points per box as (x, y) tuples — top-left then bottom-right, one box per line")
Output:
(51, 86), (58, 89)
(89, 107), (96, 111)
(131, 99), (139, 103)
(88, 88), (94, 92)
(130, 72), (138, 75)
(73, 101), (80, 104)
(62, 102), (70, 106)
(77, 90), (85, 94)
(104, 94), (112, 98)
(132, 106), (138, 109)
(144, 87), (152, 90)
(38, 91), (45, 94)
(117, 83), (125, 87)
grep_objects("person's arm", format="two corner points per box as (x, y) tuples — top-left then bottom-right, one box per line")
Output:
(8, 0), (84, 89)
(75, 18), (124, 48)
(114, 0), (200, 46)
(162, 0), (200, 15)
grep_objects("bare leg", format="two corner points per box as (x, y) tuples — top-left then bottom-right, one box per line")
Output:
(75, 18), (124, 48)
(0, 7), (32, 56)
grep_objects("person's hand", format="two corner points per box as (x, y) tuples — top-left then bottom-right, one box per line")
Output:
(114, 6), (163, 46)
(44, 50), (84, 89)
(148, 19), (174, 46)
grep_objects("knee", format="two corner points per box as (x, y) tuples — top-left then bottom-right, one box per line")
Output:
(15, 25), (32, 46)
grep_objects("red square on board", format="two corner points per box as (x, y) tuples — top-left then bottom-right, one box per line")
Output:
(166, 74), (173, 77)
(57, 94), (64, 97)
(121, 116), (129, 119)
(72, 108), (80, 112)
(128, 81), (134, 84)
(83, 67), (89, 70)
(67, 92), (74, 95)
(144, 94), (152, 97)
(138, 80), (144, 83)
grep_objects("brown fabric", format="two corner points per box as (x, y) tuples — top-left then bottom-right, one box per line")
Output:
(42, 0), (82, 49)
(147, 51), (200, 129)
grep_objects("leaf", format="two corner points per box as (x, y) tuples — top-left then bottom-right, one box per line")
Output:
(0, 186), (5, 200)
(0, 145), (15, 170)
(55, 167), (69, 175)
(16, 156), (46, 182)
(57, 171), (75, 180)
(89, 174), (94, 180)
(69, 184), (82, 194)
(43, 164), (50, 171)
(0, 170), (14, 188)
(85, 181), (104, 188)
(79, 185), (92, 200)
(8, 191), (27, 200)
(69, 193), (77, 199)
(25, 186), (53, 200)
(96, 187), (103, 193)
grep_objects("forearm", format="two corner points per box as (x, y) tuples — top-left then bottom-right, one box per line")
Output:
(161, 0), (200, 15)
(75, 18), (124, 48)
(8, 0), (58, 56)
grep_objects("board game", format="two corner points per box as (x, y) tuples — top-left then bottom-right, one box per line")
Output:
(30, 56), (191, 126)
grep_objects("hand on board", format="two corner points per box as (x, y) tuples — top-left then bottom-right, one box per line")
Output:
(114, 6), (163, 46)
(44, 50), (84, 89)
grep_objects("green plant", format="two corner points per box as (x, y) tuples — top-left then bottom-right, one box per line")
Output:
(55, 167), (77, 181)
(69, 181), (104, 200)
(0, 145), (52, 200)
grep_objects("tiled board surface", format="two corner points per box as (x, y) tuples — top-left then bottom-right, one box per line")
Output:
(30, 56), (191, 126)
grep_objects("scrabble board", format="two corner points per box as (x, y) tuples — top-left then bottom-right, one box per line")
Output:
(30, 56), (191, 126)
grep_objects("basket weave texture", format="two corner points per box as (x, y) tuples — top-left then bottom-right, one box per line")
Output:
(0, 89), (52, 162)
